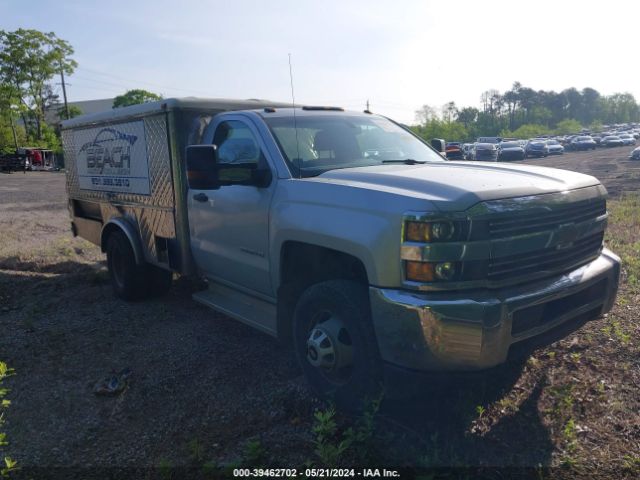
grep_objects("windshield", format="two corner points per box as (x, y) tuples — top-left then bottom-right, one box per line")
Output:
(500, 142), (520, 148)
(263, 114), (444, 177)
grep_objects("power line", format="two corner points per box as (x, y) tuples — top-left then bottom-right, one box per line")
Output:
(74, 66), (213, 96)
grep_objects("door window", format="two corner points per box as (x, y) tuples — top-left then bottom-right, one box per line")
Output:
(213, 120), (264, 165)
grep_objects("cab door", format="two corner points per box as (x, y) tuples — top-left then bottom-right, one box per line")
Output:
(187, 115), (276, 296)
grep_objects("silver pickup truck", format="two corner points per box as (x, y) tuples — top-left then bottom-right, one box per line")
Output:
(62, 98), (620, 407)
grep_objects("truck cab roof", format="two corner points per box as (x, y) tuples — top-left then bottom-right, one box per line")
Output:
(61, 97), (290, 130)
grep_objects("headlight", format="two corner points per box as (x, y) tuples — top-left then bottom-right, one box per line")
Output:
(405, 221), (456, 242)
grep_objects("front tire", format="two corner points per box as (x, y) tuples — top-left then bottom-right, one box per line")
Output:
(292, 280), (382, 410)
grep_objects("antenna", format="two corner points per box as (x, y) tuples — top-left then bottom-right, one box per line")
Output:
(288, 53), (301, 178)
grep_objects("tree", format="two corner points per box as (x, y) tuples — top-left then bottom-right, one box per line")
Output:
(441, 101), (458, 122)
(57, 104), (82, 121)
(555, 119), (582, 135)
(508, 124), (550, 139)
(414, 104), (437, 125)
(457, 107), (479, 129)
(113, 89), (162, 108)
(0, 29), (77, 140)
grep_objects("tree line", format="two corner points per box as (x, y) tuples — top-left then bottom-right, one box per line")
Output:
(0, 29), (163, 154)
(413, 81), (640, 142)
(2, 29), (639, 152)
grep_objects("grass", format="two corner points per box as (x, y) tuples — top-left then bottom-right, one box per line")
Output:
(0, 363), (17, 478)
(606, 194), (640, 292)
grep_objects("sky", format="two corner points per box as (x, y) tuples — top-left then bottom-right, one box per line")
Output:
(1, 0), (639, 124)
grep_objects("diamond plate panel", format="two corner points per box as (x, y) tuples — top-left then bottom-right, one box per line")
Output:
(64, 113), (177, 265)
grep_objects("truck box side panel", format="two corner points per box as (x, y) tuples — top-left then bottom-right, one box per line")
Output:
(63, 112), (178, 269)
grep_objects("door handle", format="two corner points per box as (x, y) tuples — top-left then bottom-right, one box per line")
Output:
(193, 192), (209, 202)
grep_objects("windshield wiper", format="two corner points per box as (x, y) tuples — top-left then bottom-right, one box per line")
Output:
(381, 159), (427, 165)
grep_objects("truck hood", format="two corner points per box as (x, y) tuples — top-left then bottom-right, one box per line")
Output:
(312, 161), (602, 211)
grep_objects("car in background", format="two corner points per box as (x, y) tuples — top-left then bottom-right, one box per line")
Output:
(445, 142), (464, 159)
(470, 142), (498, 161)
(618, 133), (636, 146)
(569, 135), (597, 151)
(545, 139), (564, 155)
(461, 143), (474, 160)
(524, 139), (549, 158)
(497, 141), (525, 161)
(476, 136), (502, 144)
(630, 146), (640, 160)
(601, 135), (624, 147)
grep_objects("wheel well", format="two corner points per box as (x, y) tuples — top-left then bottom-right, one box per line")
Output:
(277, 241), (369, 345)
(100, 221), (143, 264)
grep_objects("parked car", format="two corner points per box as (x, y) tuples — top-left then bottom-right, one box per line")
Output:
(445, 142), (464, 160)
(618, 133), (636, 146)
(461, 143), (474, 160)
(497, 141), (525, 161)
(601, 135), (624, 147)
(629, 146), (640, 160)
(545, 139), (565, 155)
(569, 136), (597, 151)
(524, 139), (549, 158)
(471, 142), (499, 161)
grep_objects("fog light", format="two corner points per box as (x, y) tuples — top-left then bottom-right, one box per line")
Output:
(435, 262), (456, 280)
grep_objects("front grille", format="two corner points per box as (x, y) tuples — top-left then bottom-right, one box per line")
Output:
(487, 232), (604, 281)
(489, 198), (606, 238)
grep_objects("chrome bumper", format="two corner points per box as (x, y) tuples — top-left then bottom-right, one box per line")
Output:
(370, 249), (620, 371)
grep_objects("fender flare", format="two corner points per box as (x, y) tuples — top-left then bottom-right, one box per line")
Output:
(100, 217), (145, 265)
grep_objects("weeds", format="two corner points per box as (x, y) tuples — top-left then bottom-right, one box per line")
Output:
(563, 419), (577, 452)
(0, 362), (17, 477)
(187, 438), (204, 463)
(312, 394), (382, 467)
(242, 439), (265, 466)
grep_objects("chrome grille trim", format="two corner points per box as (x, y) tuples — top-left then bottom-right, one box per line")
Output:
(488, 232), (604, 280)
(488, 199), (606, 238)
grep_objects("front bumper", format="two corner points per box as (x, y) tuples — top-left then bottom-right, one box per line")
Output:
(369, 249), (620, 372)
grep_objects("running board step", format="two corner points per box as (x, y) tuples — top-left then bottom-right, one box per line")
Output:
(192, 282), (277, 337)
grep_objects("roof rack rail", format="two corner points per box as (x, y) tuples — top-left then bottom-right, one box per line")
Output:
(301, 106), (344, 111)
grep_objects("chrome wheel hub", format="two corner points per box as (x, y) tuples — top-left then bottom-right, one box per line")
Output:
(306, 316), (353, 372)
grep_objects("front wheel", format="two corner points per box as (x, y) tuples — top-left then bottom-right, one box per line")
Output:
(292, 280), (382, 410)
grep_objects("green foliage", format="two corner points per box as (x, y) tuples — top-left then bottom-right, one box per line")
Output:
(242, 439), (266, 466)
(56, 104), (82, 121)
(113, 89), (162, 108)
(0, 29), (76, 141)
(555, 119), (582, 135)
(503, 124), (551, 139)
(413, 119), (469, 142)
(311, 394), (382, 467)
(413, 82), (640, 138)
(0, 362), (16, 478)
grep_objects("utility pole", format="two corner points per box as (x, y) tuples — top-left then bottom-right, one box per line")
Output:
(10, 113), (18, 149)
(366, 99), (370, 111)
(60, 63), (70, 120)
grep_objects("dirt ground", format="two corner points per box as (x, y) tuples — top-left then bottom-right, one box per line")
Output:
(0, 145), (638, 477)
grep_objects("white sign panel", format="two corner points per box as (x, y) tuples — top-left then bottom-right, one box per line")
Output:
(74, 120), (151, 195)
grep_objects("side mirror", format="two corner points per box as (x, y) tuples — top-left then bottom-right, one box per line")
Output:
(186, 145), (219, 190)
(431, 138), (446, 157)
